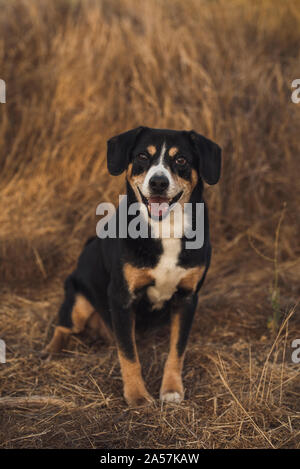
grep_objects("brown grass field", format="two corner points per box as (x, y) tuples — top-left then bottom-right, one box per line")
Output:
(0, 0), (300, 449)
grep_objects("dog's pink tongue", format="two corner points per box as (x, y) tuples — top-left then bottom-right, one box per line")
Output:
(148, 197), (169, 217)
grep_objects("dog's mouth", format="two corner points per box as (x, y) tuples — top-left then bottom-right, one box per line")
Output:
(138, 188), (183, 219)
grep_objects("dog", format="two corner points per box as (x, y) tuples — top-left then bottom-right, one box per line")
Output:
(44, 127), (222, 406)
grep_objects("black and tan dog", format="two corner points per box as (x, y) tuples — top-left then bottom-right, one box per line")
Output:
(44, 127), (221, 406)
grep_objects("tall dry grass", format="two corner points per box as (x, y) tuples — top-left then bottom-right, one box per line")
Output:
(0, 0), (299, 449)
(0, 0), (299, 288)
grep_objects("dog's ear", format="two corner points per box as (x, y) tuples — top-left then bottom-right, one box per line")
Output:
(189, 130), (222, 185)
(107, 127), (145, 176)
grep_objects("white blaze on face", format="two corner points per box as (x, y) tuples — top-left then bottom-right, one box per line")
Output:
(141, 142), (177, 199)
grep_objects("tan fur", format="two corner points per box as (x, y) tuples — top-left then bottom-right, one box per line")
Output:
(123, 263), (153, 294)
(160, 313), (184, 398)
(117, 319), (153, 406)
(191, 168), (198, 190)
(44, 326), (71, 354)
(126, 160), (198, 220)
(173, 168), (198, 205)
(71, 294), (94, 333)
(168, 146), (179, 157)
(126, 163), (145, 203)
(127, 163), (145, 185)
(147, 145), (156, 156)
(44, 296), (112, 356)
(178, 265), (205, 291)
(87, 311), (114, 343)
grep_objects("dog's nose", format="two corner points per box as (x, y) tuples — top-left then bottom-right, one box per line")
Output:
(149, 175), (169, 193)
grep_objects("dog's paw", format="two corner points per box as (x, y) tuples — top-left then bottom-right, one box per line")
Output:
(160, 372), (184, 404)
(124, 389), (154, 407)
(40, 350), (50, 360)
(41, 326), (71, 359)
(160, 390), (184, 404)
(40, 346), (57, 361)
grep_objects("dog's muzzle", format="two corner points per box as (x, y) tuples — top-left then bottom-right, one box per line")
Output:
(138, 187), (183, 219)
(149, 175), (169, 194)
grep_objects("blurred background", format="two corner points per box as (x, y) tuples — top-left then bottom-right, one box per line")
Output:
(0, 0), (299, 449)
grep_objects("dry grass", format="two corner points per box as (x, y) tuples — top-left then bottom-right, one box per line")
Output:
(0, 0), (300, 449)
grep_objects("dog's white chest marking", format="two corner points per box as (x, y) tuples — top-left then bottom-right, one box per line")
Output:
(147, 239), (186, 309)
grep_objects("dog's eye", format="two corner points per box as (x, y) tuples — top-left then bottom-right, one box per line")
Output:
(175, 156), (186, 166)
(137, 153), (148, 161)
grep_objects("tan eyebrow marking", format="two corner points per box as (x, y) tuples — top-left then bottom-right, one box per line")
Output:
(168, 146), (179, 157)
(147, 145), (157, 156)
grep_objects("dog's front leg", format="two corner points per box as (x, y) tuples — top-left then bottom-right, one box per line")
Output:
(110, 297), (153, 407)
(160, 295), (197, 403)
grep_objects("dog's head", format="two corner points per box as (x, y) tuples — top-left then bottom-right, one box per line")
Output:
(107, 127), (221, 219)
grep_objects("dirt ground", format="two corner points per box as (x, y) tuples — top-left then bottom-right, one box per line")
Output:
(0, 0), (299, 449)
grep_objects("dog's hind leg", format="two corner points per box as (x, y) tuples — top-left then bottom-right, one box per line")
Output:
(71, 294), (95, 334)
(87, 312), (114, 343)
(43, 277), (94, 356)
(43, 325), (71, 356)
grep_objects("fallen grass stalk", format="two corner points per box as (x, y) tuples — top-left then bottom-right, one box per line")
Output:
(0, 396), (76, 409)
